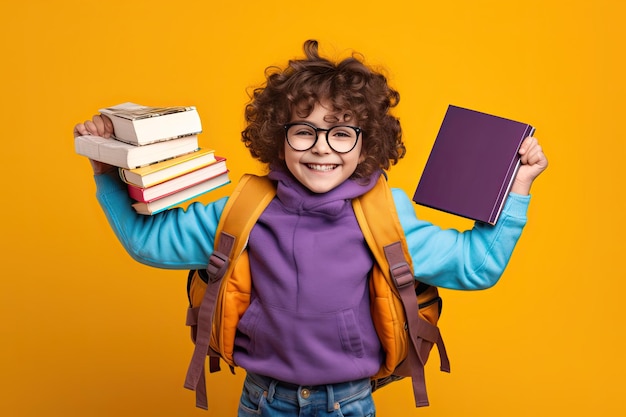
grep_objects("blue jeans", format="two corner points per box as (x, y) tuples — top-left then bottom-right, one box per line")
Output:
(238, 372), (376, 417)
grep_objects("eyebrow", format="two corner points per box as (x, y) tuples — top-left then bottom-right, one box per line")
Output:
(323, 114), (341, 123)
(288, 121), (357, 129)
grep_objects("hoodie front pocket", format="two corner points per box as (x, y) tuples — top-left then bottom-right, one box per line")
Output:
(337, 309), (365, 358)
(236, 298), (262, 354)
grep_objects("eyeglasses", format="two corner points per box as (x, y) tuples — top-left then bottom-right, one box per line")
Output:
(284, 122), (362, 154)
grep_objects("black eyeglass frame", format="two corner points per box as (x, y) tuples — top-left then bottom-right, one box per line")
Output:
(283, 122), (363, 154)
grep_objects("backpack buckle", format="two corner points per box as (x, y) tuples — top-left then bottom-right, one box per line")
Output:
(390, 262), (413, 289)
(207, 251), (229, 283)
(206, 232), (236, 283)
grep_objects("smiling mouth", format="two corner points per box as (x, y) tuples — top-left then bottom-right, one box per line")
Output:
(306, 163), (338, 172)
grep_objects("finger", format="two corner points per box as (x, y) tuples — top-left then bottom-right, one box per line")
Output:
(521, 147), (537, 165)
(84, 120), (99, 135)
(73, 123), (89, 137)
(518, 136), (537, 155)
(531, 146), (548, 169)
(524, 144), (547, 170)
(92, 115), (107, 136)
(101, 114), (114, 138)
(519, 137), (541, 165)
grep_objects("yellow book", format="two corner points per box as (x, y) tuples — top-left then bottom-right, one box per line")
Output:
(119, 148), (216, 188)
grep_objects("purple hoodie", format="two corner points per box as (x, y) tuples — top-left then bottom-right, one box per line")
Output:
(233, 168), (383, 385)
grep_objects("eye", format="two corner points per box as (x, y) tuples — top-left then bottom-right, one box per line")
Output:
(330, 127), (356, 139)
(292, 125), (315, 136)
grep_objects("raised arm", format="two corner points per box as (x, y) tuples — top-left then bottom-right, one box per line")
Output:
(74, 113), (227, 270)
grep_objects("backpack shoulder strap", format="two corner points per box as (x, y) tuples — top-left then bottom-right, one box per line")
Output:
(353, 174), (449, 407)
(352, 174), (413, 272)
(207, 174), (277, 282)
(184, 173), (276, 409)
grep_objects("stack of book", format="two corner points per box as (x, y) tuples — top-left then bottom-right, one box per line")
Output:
(75, 102), (230, 215)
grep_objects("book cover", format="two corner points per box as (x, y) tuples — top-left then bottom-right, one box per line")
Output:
(127, 157), (228, 203)
(132, 172), (231, 215)
(99, 102), (203, 145)
(120, 148), (217, 188)
(412, 105), (535, 225)
(74, 134), (199, 169)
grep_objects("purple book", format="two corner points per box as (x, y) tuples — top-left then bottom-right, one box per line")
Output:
(412, 105), (535, 225)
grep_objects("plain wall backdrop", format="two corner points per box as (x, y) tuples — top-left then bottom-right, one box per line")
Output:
(1, 0), (624, 416)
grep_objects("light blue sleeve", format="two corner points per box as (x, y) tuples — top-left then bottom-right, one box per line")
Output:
(392, 188), (530, 290)
(94, 170), (228, 270)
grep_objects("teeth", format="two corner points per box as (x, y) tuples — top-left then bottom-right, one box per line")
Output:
(307, 164), (337, 171)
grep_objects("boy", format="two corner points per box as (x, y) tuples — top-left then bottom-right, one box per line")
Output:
(74, 40), (547, 416)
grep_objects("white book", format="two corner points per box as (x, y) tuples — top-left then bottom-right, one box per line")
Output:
(99, 102), (203, 145)
(74, 135), (199, 169)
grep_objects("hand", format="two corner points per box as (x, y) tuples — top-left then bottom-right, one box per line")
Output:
(510, 136), (548, 195)
(74, 115), (116, 175)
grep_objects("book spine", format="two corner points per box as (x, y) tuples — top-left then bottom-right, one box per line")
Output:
(127, 184), (148, 202)
(118, 168), (136, 186)
(488, 124), (536, 224)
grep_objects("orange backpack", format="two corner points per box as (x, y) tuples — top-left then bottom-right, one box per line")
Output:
(184, 174), (450, 410)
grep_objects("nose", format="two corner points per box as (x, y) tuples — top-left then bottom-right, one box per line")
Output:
(311, 130), (332, 154)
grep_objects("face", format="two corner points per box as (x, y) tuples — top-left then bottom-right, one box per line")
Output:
(283, 101), (363, 193)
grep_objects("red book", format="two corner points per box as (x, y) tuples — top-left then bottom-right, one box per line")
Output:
(131, 172), (231, 215)
(128, 157), (227, 203)
(412, 105), (535, 224)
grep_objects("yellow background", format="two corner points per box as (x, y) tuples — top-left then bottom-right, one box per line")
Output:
(1, 0), (624, 416)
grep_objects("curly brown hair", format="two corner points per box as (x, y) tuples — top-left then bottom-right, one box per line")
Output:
(241, 40), (405, 179)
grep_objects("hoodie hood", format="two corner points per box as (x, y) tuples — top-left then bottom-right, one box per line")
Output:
(268, 166), (381, 217)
